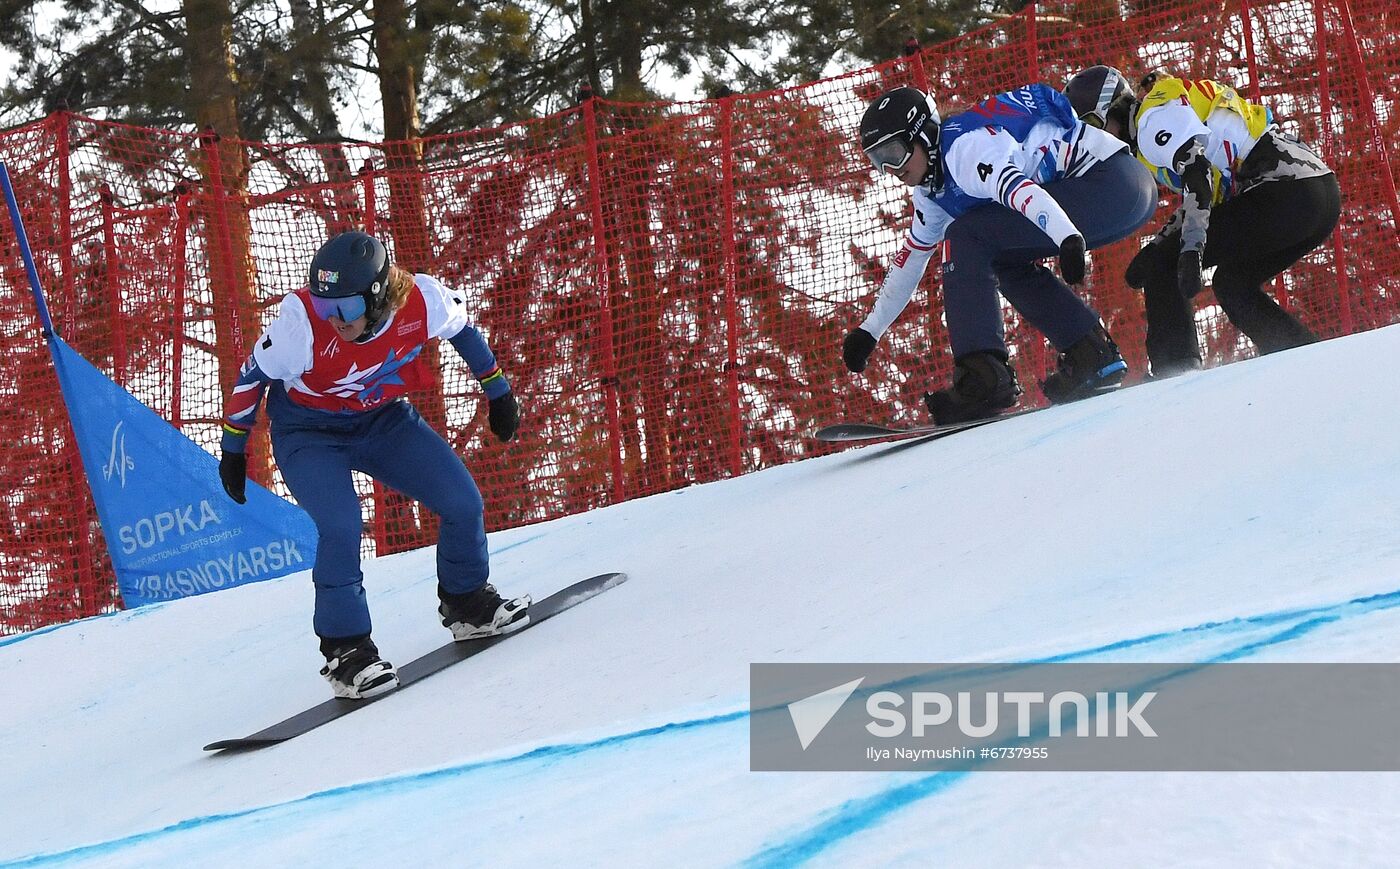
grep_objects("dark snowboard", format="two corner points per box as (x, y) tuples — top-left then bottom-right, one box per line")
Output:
(815, 382), (1130, 444)
(814, 408), (1037, 443)
(205, 571), (628, 752)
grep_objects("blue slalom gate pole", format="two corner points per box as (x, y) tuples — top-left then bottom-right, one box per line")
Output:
(0, 160), (57, 340)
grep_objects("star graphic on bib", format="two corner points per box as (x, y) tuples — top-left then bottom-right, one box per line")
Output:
(326, 347), (423, 404)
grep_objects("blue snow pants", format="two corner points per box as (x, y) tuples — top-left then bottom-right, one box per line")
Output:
(940, 150), (1158, 358)
(269, 388), (489, 641)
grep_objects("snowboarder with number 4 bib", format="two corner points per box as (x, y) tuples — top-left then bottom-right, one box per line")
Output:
(217, 231), (528, 700)
(842, 84), (1158, 423)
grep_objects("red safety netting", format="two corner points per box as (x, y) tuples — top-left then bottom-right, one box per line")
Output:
(2, 0), (1397, 633)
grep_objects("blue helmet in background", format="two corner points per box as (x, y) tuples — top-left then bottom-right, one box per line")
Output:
(307, 231), (391, 326)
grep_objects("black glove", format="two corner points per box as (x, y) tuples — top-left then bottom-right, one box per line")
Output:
(219, 451), (247, 504)
(842, 327), (877, 373)
(488, 391), (520, 442)
(1058, 234), (1086, 285)
(1177, 249), (1203, 298)
(1124, 243), (1159, 289)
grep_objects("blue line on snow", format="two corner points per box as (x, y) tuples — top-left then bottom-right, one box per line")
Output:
(0, 621), (88, 649)
(5, 711), (749, 867)
(490, 532), (548, 556)
(1032, 589), (1400, 664)
(742, 598), (1395, 867)
(743, 773), (973, 868)
(8, 587), (1399, 867)
(0, 604), (167, 649)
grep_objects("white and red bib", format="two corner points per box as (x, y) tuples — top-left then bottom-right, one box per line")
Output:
(251, 274), (470, 414)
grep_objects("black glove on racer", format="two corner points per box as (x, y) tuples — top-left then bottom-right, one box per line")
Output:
(489, 391), (520, 442)
(1058, 234), (1087, 285)
(219, 451), (247, 504)
(842, 327), (877, 373)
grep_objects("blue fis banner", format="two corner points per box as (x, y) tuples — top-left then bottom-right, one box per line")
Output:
(49, 336), (318, 606)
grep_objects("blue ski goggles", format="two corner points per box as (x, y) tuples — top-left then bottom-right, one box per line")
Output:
(308, 292), (367, 323)
(864, 134), (914, 174)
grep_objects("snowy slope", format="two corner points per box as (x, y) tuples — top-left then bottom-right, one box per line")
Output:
(6, 326), (1400, 867)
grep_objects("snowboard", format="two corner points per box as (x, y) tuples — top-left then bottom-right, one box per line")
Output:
(815, 381), (1130, 444)
(814, 408), (1037, 443)
(204, 571), (628, 752)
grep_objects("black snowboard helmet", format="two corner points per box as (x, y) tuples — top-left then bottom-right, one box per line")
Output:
(1064, 65), (1139, 144)
(307, 231), (391, 329)
(859, 85), (943, 187)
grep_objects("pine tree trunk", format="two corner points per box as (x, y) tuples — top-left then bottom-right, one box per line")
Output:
(287, 0), (359, 231)
(182, 0), (266, 483)
(372, 0), (444, 549)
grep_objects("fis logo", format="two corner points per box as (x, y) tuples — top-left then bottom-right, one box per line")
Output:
(320, 337), (341, 359)
(103, 420), (135, 488)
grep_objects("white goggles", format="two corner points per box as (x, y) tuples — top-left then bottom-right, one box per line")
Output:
(864, 134), (913, 174)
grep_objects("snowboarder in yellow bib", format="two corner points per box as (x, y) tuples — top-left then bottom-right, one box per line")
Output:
(1065, 67), (1340, 377)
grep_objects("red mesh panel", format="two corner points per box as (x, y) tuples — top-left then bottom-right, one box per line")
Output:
(2, 0), (1397, 632)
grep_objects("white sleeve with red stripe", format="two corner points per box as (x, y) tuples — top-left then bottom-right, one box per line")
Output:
(944, 126), (1080, 245)
(859, 235), (939, 340)
(221, 295), (314, 450)
(223, 356), (269, 430)
(859, 187), (951, 339)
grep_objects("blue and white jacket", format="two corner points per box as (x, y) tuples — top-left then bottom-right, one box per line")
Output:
(861, 84), (1129, 339)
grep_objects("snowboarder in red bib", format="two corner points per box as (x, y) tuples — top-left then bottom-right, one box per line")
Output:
(218, 231), (526, 699)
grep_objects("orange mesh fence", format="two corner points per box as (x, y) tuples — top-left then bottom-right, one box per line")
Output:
(2, 0), (1396, 633)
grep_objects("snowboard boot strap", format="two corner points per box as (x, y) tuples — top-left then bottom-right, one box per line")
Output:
(1041, 325), (1128, 404)
(924, 350), (1022, 425)
(318, 636), (399, 700)
(439, 583), (532, 641)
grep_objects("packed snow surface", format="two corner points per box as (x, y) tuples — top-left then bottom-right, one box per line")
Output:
(6, 326), (1400, 867)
